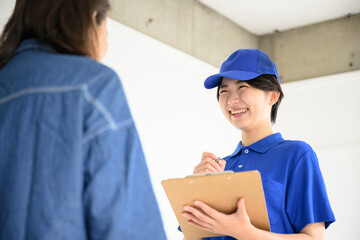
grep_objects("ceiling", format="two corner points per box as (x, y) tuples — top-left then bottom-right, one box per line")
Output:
(1, 0), (360, 36)
(199, 0), (360, 35)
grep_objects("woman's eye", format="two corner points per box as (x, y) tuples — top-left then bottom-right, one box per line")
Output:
(238, 85), (246, 90)
(219, 90), (228, 94)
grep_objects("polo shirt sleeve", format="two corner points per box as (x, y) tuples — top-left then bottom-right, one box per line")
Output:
(285, 145), (335, 232)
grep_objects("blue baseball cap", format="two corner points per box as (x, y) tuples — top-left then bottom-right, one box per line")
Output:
(204, 49), (279, 89)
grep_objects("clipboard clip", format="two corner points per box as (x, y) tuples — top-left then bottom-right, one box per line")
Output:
(185, 170), (234, 178)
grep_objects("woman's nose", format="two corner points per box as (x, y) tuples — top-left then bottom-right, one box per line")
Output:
(228, 92), (240, 105)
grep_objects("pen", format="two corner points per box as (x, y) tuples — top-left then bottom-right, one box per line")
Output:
(214, 157), (220, 164)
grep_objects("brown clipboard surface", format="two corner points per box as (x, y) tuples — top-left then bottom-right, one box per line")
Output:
(161, 170), (270, 238)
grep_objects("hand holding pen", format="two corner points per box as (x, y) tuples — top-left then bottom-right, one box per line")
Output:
(193, 152), (226, 174)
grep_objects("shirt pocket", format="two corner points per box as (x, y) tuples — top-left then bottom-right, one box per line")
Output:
(261, 177), (283, 226)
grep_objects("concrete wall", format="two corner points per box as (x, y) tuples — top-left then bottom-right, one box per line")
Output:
(108, 0), (360, 83)
(260, 14), (360, 82)
(109, 0), (258, 68)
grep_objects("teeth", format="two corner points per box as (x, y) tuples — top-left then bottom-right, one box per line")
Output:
(231, 109), (247, 114)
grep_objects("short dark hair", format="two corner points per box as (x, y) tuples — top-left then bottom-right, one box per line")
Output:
(0, 0), (111, 68)
(217, 74), (284, 124)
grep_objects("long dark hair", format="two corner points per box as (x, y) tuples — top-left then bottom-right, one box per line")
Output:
(0, 0), (110, 69)
(217, 74), (284, 124)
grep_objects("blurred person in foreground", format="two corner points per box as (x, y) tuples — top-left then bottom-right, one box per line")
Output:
(0, 0), (167, 239)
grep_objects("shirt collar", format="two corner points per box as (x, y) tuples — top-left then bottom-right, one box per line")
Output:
(16, 39), (56, 55)
(229, 132), (285, 157)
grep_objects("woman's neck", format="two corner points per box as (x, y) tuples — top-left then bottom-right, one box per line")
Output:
(241, 124), (274, 147)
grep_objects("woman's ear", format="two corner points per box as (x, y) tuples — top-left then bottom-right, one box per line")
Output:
(269, 91), (280, 106)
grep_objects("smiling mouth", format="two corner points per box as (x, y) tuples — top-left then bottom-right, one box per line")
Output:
(230, 109), (248, 115)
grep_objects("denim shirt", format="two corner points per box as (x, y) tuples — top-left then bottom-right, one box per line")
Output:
(0, 39), (167, 240)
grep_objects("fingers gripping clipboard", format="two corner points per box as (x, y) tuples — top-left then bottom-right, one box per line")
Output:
(161, 171), (270, 238)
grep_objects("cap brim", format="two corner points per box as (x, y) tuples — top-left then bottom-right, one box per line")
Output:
(204, 70), (262, 89)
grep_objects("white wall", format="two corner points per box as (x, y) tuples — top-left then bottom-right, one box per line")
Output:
(103, 19), (360, 239)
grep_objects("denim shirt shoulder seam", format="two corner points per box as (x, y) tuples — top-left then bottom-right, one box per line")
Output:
(81, 119), (133, 144)
(0, 85), (85, 105)
(81, 85), (133, 143)
(81, 85), (118, 130)
(0, 84), (133, 144)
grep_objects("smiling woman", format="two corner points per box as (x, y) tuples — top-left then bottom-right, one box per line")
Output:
(217, 74), (283, 124)
(217, 76), (282, 141)
(183, 49), (336, 240)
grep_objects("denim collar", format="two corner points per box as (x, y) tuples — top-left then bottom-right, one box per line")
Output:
(16, 39), (56, 55)
(229, 132), (285, 157)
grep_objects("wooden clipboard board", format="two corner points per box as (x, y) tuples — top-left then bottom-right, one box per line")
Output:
(161, 170), (270, 238)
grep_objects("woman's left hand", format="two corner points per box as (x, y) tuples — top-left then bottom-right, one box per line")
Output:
(182, 198), (255, 239)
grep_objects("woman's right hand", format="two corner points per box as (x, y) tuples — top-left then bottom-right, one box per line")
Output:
(193, 152), (226, 174)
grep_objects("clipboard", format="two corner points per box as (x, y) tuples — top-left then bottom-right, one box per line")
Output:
(161, 170), (270, 238)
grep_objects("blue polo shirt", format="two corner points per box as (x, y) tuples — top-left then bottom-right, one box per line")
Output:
(204, 133), (335, 239)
